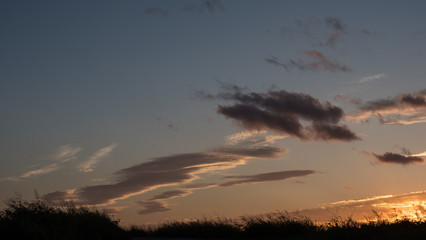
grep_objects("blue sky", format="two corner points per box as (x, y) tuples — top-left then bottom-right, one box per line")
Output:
(1, 0), (426, 225)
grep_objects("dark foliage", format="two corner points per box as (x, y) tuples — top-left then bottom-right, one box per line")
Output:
(0, 195), (128, 240)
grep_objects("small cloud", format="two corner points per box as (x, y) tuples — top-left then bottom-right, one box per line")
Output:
(265, 50), (351, 72)
(183, 0), (225, 13)
(79, 144), (117, 173)
(324, 17), (345, 32)
(167, 123), (178, 131)
(362, 29), (371, 34)
(333, 94), (362, 105)
(347, 89), (426, 125)
(144, 7), (169, 17)
(344, 187), (355, 192)
(373, 152), (424, 165)
(358, 73), (386, 83)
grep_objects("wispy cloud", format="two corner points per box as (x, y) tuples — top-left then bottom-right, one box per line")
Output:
(1, 145), (81, 182)
(346, 89), (426, 124)
(203, 83), (359, 141)
(79, 144), (117, 173)
(20, 163), (60, 178)
(358, 73), (386, 83)
(44, 144), (286, 205)
(265, 50), (351, 72)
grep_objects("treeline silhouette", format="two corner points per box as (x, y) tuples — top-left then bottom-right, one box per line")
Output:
(2, 196), (426, 239)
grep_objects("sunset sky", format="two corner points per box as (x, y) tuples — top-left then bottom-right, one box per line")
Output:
(1, 0), (426, 225)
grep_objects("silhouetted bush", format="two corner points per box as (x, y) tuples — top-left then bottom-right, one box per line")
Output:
(0, 195), (128, 240)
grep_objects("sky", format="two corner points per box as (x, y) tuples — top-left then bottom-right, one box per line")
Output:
(1, 0), (426, 226)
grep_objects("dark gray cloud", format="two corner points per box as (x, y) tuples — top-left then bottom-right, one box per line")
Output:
(209, 85), (359, 141)
(325, 17), (345, 32)
(145, 7), (169, 17)
(347, 89), (426, 124)
(373, 152), (424, 165)
(43, 145), (285, 205)
(183, 0), (225, 13)
(265, 50), (351, 72)
(280, 16), (348, 47)
(219, 170), (315, 187)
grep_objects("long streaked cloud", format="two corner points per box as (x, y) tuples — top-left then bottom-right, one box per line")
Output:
(294, 190), (426, 222)
(79, 144), (117, 173)
(265, 50), (351, 72)
(346, 89), (426, 125)
(199, 84), (359, 141)
(219, 170), (315, 187)
(43, 145), (286, 205)
(0, 145), (81, 182)
(136, 169), (315, 215)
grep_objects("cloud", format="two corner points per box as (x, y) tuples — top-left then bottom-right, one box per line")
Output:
(361, 148), (426, 165)
(219, 170), (315, 187)
(333, 94), (362, 105)
(209, 85), (359, 141)
(144, 7), (169, 17)
(1, 145), (81, 182)
(280, 16), (347, 47)
(294, 190), (426, 222)
(20, 163), (59, 178)
(358, 73), (386, 83)
(183, 0), (225, 13)
(79, 144), (117, 173)
(137, 201), (170, 215)
(225, 130), (286, 146)
(372, 152), (424, 165)
(43, 145), (286, 205)
(347, 89), (426, 125)
(265, 50), (351, 72)
(136, 169), (315, 215)
(325, 17), (345, 32)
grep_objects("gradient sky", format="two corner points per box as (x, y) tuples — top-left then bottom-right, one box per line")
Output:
(1, 0), (426, 225)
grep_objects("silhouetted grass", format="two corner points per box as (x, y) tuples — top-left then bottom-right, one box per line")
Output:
(129, 212), (426, 239)
(0, 195), (128, 240)
(3, 195), (426, 239)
